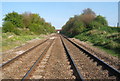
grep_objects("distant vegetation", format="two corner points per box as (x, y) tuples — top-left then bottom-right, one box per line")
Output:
(2, 11), (56, 35)
(61, 8), (108, 37)
(61, 8), (120, 57)
(2, 11), (56, 51)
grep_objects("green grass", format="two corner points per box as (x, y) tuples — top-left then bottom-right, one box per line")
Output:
(96, 46), (119, 58)
(2, 32), (44, 52)
(75, 27), (120, 58)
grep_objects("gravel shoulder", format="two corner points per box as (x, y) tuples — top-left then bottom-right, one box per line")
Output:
(70, 38), (120, 71)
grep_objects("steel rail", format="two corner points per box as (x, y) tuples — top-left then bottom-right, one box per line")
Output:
(60, 35), (84, 81)
(62, 35), (120, 80)
(21, 39), (54, 81)
(0, 39), (49, 68)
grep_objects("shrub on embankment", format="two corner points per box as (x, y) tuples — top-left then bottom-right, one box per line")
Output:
(60, 8), (120, 57)
(75, 27), (120, 57)
(2, 11), (56, 35)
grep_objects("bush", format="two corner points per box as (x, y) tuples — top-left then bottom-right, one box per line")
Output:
(95, 15), (108, 26)
(104, 42), (119, 49)
(2, 21), (15, 33)
(2, 12), (56, 35)
(88, 21), (102, 29)
(3, 11), (24, 28)
(73, 21), (85, 34)
(29, 23), (45, 34)
(29, 23), (39, 34)
(61, 9), (110, 37)
(13, 29), (22, 35)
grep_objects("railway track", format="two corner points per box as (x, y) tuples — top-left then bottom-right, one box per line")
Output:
(2, 38), (54, 79)
(60, 35), (84, 80)
(61, 34), (120, 80)
(2, 35), (83, 80)
(71, 38), (120, 71)
(1, 34), (120, 81)
(1, 34), (56, 64)
(22, 35), (82, 80)
(0, 39), (49, 68)
(21, 38), (54, 80)
(42, 35), (80, 80)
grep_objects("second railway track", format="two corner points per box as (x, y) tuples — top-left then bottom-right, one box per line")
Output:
(2, 38), (54, 79)
(0, 39), (49, 68)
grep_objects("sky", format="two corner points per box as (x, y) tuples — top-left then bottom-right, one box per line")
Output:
(1, 2), (119, 29)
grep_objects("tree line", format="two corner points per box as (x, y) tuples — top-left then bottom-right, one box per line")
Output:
(60, 8), (120, 56)
(60, 8), (108, 37)
(2, 11), (56, 35)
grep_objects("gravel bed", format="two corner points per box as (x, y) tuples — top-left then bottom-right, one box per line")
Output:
(1, 33), (56, 64)
(63, 37), (116, 79)
(70, 38), (120, 71)
(1, 39), (47, 64)
(43, 36), (75, 79)
(2, 34), (118, 80)
(2, 40), (52, 79)
(30, 39), (55, 79)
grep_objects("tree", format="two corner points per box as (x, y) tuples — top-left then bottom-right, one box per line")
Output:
(72, 21), (85, 35)
(95, 15), (108, 26)
(82, 8), (96, 16)
(2, 21), (15, 33)
(3, 11), (24, 28)
(88, 21), (102, 29)
(31, 14), (41, 24)
(2, 11), (55, 35)
(22, 12), (33, 28)
(61, 8), (109, 37)
(81, 8), (96, 24)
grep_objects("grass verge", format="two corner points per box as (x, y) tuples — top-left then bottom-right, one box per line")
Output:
(2, 32), (44, 52)
(75, 28), (120, 58)
(95, 46), (119, 58)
